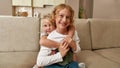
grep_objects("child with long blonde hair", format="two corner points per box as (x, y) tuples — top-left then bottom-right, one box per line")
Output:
(36, 4), (85, 68)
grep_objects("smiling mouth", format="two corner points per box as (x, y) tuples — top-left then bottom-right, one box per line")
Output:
(60, 23), (67, 26)
(47, 31), (51, 32)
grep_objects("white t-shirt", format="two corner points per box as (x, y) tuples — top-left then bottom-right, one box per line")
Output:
(37, 30), (81, 67)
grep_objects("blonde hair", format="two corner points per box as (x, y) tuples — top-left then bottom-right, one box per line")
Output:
(42, 14), (55, 27)
(52, 4), (74, 25)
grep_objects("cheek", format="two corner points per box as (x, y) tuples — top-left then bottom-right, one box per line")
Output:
(51, 26), (55, 29)
(50, 27), (54, 31)
(65, 20), (70, 25)
(42, 27), (47, 31)
(55, 17), (60, 22)
(55, 19), (59, 26)
(52, 27), (55, 31)
(67, 18), (71, 22)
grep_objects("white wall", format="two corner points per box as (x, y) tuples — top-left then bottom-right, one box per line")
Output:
(34, 0), (79, 18)
(66, 0), (79, 18)
(0, 0), (79, 18)
(93, 0), (120, 19)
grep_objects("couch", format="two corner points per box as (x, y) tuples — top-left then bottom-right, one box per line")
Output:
(0, 16), (40, 68)
(75, 19), (120, 68)
(0, 16), (120, 68)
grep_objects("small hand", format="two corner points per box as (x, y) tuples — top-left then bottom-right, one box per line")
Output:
(63, 36), (76, 52)
(59, 41), (69, 57)
(63, 36), (72, 44)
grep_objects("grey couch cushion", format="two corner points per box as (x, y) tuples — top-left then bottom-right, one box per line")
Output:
(0, 17), (40, 51)
(74, 19), (92, 50)
(0, 17), (40, 68)
(95, 48), (120, 64)
(0, 52), (38, 68)
(90, 19), (120, 49)
(77, 50), (120, 68)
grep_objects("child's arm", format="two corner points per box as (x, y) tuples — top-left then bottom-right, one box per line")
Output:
(68, 24), (75, 38)
(69, 31), (81, 53)
(69, 40), (77, 52)
(62, 24), (75, 52)
(62, 37), (77, 52)
(63, 24), (75, 46)
(37, 40), (69, 67)
(40, 36), (59, 48)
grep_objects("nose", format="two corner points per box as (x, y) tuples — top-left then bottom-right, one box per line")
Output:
(62, 17), (67, 22)
(47, 26), (50, 30)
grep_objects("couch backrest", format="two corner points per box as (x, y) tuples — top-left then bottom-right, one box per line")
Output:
(0, 16), (40, 68)
(74, 19), (92, 50)
(90, 19), (120, 49)
(0, 17), (40, 51)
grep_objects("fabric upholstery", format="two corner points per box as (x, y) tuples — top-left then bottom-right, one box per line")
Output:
(90, 19), (120, 49)
(77, 50), (120, 68)
(0, 17), (120, 68)
(74, 19), (92, 50)
(0, 16), (40, 68)
(95, 48), (120, 64)
(0, 17), (40, 51)
(0, 52), (38, 68)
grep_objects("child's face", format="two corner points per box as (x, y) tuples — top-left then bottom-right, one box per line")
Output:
(55, 8), (71, 30)
(42, 19), (55, 34)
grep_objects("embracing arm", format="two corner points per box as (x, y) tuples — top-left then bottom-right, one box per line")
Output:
(69, 39), (80, 53)
(65, 24), (75, 50)
(37, 41), (69, 67)
(69, 40), (77, 51)
(37, 52), (63, 67)
(72, 31), (81, 53)
(40, 36), (59, 48)
(68, 24), (75, 38)
(66, 31), (81, 53)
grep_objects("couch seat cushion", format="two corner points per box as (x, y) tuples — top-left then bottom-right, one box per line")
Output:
(0, 52), (38, 68)
(95, 48), (120, 64)
(77, 50), (120, 68)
